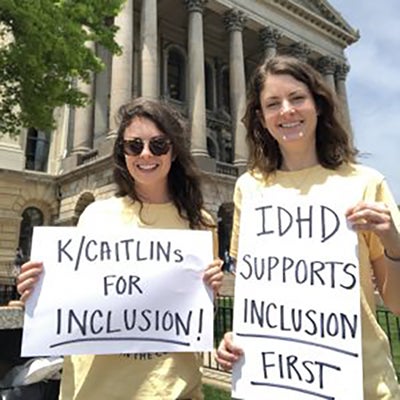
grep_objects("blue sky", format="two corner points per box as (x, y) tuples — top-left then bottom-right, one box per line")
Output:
(328, 0), (400, 203)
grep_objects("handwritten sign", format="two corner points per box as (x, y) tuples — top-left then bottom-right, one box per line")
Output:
(232, 191), (363, 400)
(21, 227), (214, 356)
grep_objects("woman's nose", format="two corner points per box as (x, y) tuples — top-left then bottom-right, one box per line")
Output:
(280, 99), (294, 114)
(140, 142), (152, 157)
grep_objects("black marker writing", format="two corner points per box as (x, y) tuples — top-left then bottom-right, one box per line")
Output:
(240, 254), (357, 290)
(57, 237), (184, 270)
(55, 307), (204, 339)
(243, 299), (358, 340)
(103, 275), (143, 296)
(255, 205), (340, 243)
(261, 351), (341, 390)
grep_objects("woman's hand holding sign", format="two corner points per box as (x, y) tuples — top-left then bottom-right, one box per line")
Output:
(346, 201), (398, 245)
(215, 332), (243, 371)
(17, 260), (43, 303)
(203, 259), (224, 295)
(346, 200), (400, 314)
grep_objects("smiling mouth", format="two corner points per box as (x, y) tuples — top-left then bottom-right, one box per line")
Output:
(279, 121), (302, 128)
(136, 164), (158, 170)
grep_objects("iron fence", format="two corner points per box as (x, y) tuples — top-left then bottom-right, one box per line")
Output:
(377, 306), (400, 378)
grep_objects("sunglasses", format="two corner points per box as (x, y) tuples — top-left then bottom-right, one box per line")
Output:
(122, 137), (172, 156)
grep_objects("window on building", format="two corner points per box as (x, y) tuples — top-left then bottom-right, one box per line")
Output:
(207, 136), (218, 159)
(221, 69), (230, 112)
(205, 62), (214, 111)
(25, 128), (50, 172)
(167, 49), (185, 101)
(18, 207), (44, 260)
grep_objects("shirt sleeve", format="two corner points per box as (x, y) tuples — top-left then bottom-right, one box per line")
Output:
(379, 179), (400, 231)
(76, 202), (96, 228)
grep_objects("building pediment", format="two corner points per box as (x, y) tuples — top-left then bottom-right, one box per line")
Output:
(272, 0), (359, 45)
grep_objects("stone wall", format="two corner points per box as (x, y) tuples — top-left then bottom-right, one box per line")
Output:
(0, 169), (58, 274)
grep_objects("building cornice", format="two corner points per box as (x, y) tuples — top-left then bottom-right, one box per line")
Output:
(271, 0), (359, 46)
(0, 168), (56, 184)
(55, 153), (113, 186)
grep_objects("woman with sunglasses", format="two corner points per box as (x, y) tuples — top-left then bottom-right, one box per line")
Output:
(17, 97), (224, 400)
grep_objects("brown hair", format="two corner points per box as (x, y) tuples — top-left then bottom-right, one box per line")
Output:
(113, 97), (212, 229)
(243, 55), (357, 174)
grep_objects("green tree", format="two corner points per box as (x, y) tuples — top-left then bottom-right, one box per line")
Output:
(0, 0), (125, 136)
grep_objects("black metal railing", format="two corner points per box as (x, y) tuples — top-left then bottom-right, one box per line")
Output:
(0, 280), (19, 306)
(377, 306), (400, 378)
(216, 161), (238, 177)
(204, 296), (400, 379)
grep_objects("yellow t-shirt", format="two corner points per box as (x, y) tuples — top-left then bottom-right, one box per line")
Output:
(59, 196), (216, 400)
(230, 163), (400, 400)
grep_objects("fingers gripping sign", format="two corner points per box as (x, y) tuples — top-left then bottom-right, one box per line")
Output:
(346, 201), (398, 243)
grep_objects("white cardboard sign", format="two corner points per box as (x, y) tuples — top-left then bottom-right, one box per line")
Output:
(232, 191), (363, 400)
(21, 227), (214, 356)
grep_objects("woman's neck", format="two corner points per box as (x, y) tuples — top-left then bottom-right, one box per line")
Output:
(280, 149), (319, 172)
(136, 185), (171, 204)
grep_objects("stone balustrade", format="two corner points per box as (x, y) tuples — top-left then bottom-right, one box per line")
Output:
(0, 306), (24, 330)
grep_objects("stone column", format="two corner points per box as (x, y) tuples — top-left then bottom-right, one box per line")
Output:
(317, 56), (336, 92)
(184, 0), (214, 170)
(140, 0), (158, 98)
(335, 62), (353, 139)
(259, 26), (281, 59)
(47, 105), (69, 174)
(71, 42), (95, 155)
(108, 0), (134, 133)
(71, 89), (94, 155)
(94, 44), (111, 145)
(224, 9), (248, 170)
(287, 42), (311, 63)
(62, 42), (95, 170)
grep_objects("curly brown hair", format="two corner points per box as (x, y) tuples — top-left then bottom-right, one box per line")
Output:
(243, 55), (358, 174)
(113, 97), (212, 230)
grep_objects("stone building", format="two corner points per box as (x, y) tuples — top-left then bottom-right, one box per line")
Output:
(0, 0), (358, 281)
